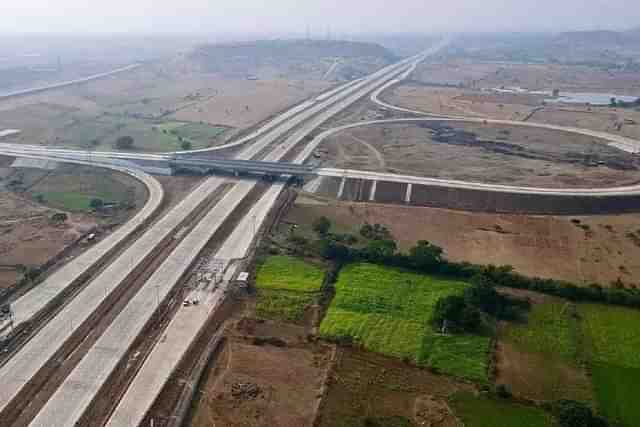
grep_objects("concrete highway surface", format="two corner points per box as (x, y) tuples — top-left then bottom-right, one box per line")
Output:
(5, 48), (437, 427)
(0, 152), (164, 334)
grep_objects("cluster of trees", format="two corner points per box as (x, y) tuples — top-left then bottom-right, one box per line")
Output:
(305, 217), (640, 310)
(431, 273), (530, 334)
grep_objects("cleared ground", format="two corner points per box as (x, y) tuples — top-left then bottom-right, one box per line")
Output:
(317, 122), (640, 189)
(188, 318), (331, 427)
(319, 348), (469, 427)
(286, 194), (640, 286)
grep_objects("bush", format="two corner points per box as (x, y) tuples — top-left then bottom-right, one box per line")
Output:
(89, 198), (104, 210)
(360, 222), (392, 240)
(552, 400), (608, 427)
(409, 240), (444, 272)
(312, 216), (331, 236)
(495, 384), (512, 399)
(180, 140), (192, 150)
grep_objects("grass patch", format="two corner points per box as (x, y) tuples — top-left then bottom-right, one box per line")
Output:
(502, 302), (579, 361)
(254, 256), (324, 323)
(450, 392), (555, 427)
(255, 255), (324, 292)
(34, 191), (102, 211)
(579, 304), (640, 426)
(319, 263), (491, 382)
(591, 363), (640, 427)
(29, 167), (136, 212)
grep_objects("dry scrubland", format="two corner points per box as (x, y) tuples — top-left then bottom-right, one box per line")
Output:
(0, 40), (396, 153)
(318, 122), (640, 189)
(383, 59), (640, 140)
(0, 64), (332, 152)
(288, 195), (640, 286)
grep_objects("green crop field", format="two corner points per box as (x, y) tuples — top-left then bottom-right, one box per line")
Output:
(579, 304), (640, 426)
(319, 264), (491, 382)
(450, 392), (555, 427)
(502, 302), (578, 360)
(255, 256), (324, 323)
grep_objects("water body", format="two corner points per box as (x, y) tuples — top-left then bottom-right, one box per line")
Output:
(490, 87), (639, 106)
(547, 92), (639, 105)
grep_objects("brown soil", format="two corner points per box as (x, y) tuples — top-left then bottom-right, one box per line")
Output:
(0, 190), (96, 288)
(188, 318), (330, 427)
(173, 79), (332, 130)
(318, 122), (640, 189)
(494, 339), (593, 403)
(285, 197), (640, 286)
(318, 348), (468, 427)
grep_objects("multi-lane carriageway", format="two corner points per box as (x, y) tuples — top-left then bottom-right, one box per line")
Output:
(0, 45), (445, 427)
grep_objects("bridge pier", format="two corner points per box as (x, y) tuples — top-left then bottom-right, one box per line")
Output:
(337, 177), (346, 199)
(369, 180), (378, 201)
(405, 183), (413, 203)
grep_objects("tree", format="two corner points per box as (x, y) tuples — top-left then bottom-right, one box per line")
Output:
(409, 240), (444, 271)
(431, 295), (482, 333)
(360, 222), (392, 240)
(312, 216), (331, 236)
(610, 97), (618, 108)
(180, 140), (192, 151)
(90, 198), (104, 210)
(51, 212), (68, 224)
(115, 136), (135, 150)
(363, 239), (397, 262)
(320, 239), (351, 261)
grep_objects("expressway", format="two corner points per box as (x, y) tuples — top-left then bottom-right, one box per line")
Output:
(302, 118), (640, 197)
(3, 37), (639, 427)
(0, 152), (164, 333)
(0, 48), (438, 427)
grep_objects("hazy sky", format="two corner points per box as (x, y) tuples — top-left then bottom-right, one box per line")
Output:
(2, 0), (639, 35)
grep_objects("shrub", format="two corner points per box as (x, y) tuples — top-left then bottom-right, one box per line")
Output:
(312, 216), (331, 236)
(552, 400), (608, 427)
(89, 198), (104, 210)
(409, 240), (444, 272)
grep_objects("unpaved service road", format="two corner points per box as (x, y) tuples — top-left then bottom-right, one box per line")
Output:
(318, 122), (640, 189)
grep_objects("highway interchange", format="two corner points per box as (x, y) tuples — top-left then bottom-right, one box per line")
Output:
(1, 40), (640, 426)
(0, 46), (440, 427)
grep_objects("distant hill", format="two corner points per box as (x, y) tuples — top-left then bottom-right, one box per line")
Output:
(556, 30), (640, 46)
(187, 39), (397, 80)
